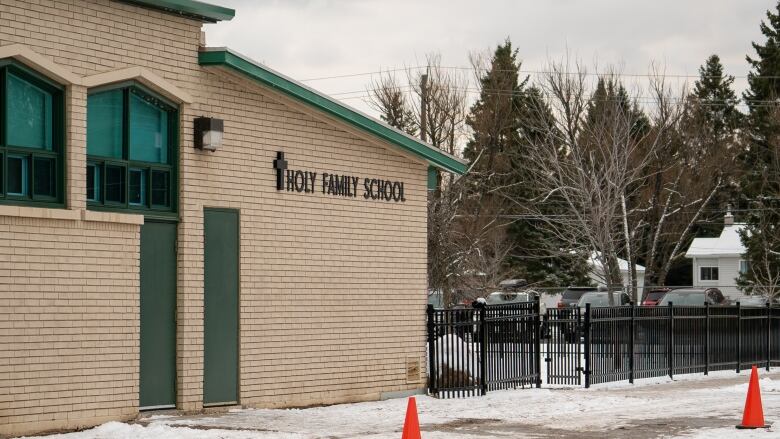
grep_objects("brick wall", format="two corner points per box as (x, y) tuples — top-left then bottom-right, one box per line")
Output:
(0, 217), (140, 435)
(0, 0), (429, 435)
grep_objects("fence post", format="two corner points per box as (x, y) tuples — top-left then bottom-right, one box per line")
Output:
(736, 301), (741, 374)
(629, 301), (635, 384)
(533, 296), (542, 388)
(768, 301), (772, 372)
(668, 302), (674, 379)
(705, 302), (710, 376)
(426, 304), (437, 395)
(478, 302), (488, 396)
(584, 303), (591, 388)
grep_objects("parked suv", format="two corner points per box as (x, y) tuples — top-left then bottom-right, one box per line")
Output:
(657, 288), (725, 306)
(577, 291), (631, 309)
(642, 288), (671, 306)
(557, 286), (598, 309)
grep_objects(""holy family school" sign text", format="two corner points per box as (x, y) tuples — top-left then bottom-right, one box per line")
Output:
(273, 151), (407, 202)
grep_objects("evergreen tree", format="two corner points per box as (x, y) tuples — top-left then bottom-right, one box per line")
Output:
(740, 3), (780, 294)
(692, 54), (741, 138)
(584, 77), (650, 140)
(463, 39), (589, 287)
(379, 96), (417, 136)
(368, 74), (417, 136)
(743, 3), (780, 199)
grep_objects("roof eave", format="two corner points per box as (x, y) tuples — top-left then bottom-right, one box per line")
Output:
(198, 47), (468, 175)
(117, 0), (235, 23)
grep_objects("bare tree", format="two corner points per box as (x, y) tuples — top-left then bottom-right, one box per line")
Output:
(637, 89), (737, 289)
(366, 54), (472, 307)
(406, 53), (469, 157)
(511, 59), (679, 304)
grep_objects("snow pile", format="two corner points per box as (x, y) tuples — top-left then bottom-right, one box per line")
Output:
(434, 333), (479, 377)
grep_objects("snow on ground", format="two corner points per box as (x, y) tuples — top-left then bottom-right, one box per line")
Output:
(16, 369), (780, 439)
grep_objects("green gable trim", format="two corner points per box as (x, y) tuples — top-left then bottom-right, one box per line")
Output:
(198, 48), (468, 175)
(118, 0), (234, 23)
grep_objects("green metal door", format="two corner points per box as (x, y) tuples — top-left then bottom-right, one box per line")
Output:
(139, 221), (177, 408)
(203, 208), (239, 405)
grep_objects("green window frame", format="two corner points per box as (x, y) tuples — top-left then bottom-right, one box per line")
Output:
(0, 61), (64, 207)
(87, 84), (177, 216)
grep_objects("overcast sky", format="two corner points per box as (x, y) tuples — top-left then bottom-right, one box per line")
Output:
(204, 0), (776, 116)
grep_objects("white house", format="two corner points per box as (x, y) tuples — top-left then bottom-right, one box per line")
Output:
(685, 212), (748, 299)
(587, 252), (646, 295)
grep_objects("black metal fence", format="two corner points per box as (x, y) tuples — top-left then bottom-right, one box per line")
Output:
(585, 303), (780, 387)
(426, 300), (541, 398)
(426, 301), (780, 397)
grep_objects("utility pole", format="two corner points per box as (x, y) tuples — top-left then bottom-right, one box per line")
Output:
(420, 72), (428, 143)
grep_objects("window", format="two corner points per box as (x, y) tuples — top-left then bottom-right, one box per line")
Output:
(0, 63), (63, 205)
(700, 266), (719, 281)
(87, 85), (176, 213)
(740, 260), (750, 275)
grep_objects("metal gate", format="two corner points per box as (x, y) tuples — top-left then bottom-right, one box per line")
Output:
(427, 301), (541, 398)
(544, 308), (582, 385)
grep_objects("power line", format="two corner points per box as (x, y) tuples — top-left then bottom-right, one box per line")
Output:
(299, 64), (780, 83)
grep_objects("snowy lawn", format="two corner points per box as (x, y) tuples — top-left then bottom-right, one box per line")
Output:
(16, 369), (780, 438)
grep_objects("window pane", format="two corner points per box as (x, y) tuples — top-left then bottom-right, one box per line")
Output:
(129, 92), (169, 164)
(128, 168), (147, 206)
(87, 163), (100, 202)
(0, 153), (3, 195)
(151, 169), (170, 207)
(105, 164), (125, 204)
(6, 72), (53, 150)
(33, 157), (56, 198)
(87, 90), (124, 158)
(7, 155), (29, 196)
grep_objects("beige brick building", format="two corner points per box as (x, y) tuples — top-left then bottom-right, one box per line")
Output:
(0, 1), (467, 436)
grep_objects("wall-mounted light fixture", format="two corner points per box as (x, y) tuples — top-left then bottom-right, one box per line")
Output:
(194, 117), (224, 151)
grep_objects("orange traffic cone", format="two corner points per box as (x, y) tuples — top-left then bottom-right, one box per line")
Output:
(401, 396), (421, 439)
(736, 365), (769, 429)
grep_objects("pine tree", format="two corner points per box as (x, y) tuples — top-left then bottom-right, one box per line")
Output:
(379, 94), (417, 136)
(738, 3), (780, 296)
(692, 55), (741, 138)
(584, 77), (650, 141)
(368, 74), (417, 136)
(463, 40), (589, 287)
(743, 3), (780, 198)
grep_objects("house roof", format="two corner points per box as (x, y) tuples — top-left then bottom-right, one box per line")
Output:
(198, 48), (469, 175)
(685, 224), (747, 258)
(588, 252), (646, 273)
(117, 0), (235, 23)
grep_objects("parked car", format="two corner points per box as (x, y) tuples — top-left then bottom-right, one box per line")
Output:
(485, 291), (533, 306)
(482, 289), (549, 340)
(485, 290), (547, 314)
(428, 289), (444, 309)
(729, 295), (773, 307)
(557, 286), (598, 309)
(577, 291), (631, 310)
(556, 291), (630, 343)
(657, 288), (725, 306)
(642, 288), (671, 306)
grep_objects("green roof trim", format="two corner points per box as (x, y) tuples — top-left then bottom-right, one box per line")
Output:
(118, 0), (234, 23)
(198, 48), (468, 175)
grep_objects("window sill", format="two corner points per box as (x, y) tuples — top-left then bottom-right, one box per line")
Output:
(0, 204), (80, 221)
(0, 205), (144, 225)
(82, 209), (144, 225)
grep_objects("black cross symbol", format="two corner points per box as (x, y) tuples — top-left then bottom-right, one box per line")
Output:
(273, 151), (288, 190)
